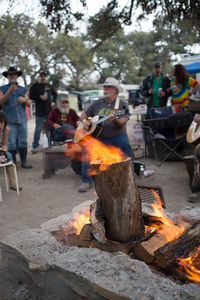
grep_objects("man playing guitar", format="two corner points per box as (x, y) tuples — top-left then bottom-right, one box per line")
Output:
(78, 77), (133, 192)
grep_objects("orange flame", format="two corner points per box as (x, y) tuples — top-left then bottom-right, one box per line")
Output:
(69, 211), (90, 235)
(178, 246), (200, 283)
(150, 190), (185, 242)
(83, 136), (125, 175)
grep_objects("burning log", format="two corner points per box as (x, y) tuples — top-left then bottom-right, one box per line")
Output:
(90, 157), (144, 243)
(154, 221), (198, 269)
(132, 209), (190, 264)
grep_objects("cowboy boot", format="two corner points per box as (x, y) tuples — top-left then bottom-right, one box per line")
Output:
(19, 148), (32, 169)
(6, 164), (22, 191)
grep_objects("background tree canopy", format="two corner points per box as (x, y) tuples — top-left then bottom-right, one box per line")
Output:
(28, 0), (200, 37)
(0, 0), (199, 90)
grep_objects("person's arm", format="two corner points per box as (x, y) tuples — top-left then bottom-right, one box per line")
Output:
(17, 90), (31, 107)
(29, 83), (41, 101)
(140, 77), (154, 97)
(190, 80), (200, 96)
(24, 91), (31, 107)
(79, 111), (92, 130)
(47, 109), (60, 129)
(0, 84), (18, 105)
(50, 85), (57, 105)
(161, 76), (171, 98)
(108, 115), (128, 127)
(1, 126), (10, 150)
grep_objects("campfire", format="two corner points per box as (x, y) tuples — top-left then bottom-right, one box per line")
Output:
(64, 137), (200, 285)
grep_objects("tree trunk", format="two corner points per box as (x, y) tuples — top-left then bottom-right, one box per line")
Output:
(91, 157), (144, 243)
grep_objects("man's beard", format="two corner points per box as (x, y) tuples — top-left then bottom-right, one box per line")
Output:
(59, 106), (70, 114)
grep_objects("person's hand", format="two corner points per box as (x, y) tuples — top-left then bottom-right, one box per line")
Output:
(194, 114), (200, 125)
(40, 94), (48, 101)
(17, 96), (25, 104)
(54, 123), (61, 129)
(148, 88), (154, 94)
(82, 119), (91, 131)
(8, 84), (18, 94)
(108, 114), (117, 122)
(159, 90), (165, 97)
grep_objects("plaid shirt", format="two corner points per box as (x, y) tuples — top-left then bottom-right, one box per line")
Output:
(47, 108), (80, 130)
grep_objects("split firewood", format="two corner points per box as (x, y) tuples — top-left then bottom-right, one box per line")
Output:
(91, 158), (144, 243)
(132, 231), (168, 264)
(133, 220), (190, 264)
(79, 224), (93, 241)
(90, 199), (105, 242)
(68, 232), (131, 254)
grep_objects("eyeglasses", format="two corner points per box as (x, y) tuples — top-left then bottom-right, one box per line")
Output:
(40, 75), (46, 77)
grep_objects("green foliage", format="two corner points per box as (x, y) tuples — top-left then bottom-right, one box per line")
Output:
(40, 0), (86, 33)
(0, 10), (199, 90)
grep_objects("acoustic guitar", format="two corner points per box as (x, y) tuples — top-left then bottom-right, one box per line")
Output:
(74, 110), (126, 144)
(186, 121), (200, 144)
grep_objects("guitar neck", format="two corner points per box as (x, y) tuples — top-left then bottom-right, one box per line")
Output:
(92, 110), (125, 126)
(93, 115), (109, 126)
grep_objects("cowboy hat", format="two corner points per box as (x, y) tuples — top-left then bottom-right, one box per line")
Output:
(2, 66), (22, 78)
(103, 77), (123, 93)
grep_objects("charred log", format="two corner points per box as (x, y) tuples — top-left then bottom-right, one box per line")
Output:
(91, 158), (144, 243)
(154, 221), (196, 269)
(90, 199), (105, 242)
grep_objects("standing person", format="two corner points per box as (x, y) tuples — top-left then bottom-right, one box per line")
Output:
(29, 71), (57, 153)
(170, 64), (200, 111)
(78, 77), (133, 192)
(140, 62), (171, 118)
(0, 66), (32, 169)
(0, 111), (22, 190)
(47, 97), (80, 142)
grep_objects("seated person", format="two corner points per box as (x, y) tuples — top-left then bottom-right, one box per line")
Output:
(186, 113), (200, 203)
(47, 97), (81, 142)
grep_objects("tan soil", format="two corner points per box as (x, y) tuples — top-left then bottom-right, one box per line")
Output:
(0, 113), (199, 240)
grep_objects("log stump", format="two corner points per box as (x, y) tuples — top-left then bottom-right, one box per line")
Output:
(91, 157), (144, 243)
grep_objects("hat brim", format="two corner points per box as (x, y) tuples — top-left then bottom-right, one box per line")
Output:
(2, 71), (22, 78)
(103, 84), (123, 93)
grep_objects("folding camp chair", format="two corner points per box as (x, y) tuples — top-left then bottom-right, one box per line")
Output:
(142, 115), (190, 166)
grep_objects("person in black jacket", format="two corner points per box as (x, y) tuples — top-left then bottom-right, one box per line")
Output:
(29, 71), (57, 153)
(140, 62), (171, 119)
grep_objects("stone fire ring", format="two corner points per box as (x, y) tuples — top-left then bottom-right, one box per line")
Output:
(0, 201), (200, 300)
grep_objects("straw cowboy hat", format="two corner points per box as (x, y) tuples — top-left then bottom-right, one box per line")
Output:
(103, 77), (123, 93)
(2, 66), (22, 78)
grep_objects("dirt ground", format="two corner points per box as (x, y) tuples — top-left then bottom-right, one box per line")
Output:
(0, 111), (199, 240)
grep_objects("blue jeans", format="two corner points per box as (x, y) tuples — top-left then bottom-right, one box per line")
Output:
(8, 122), (28, 151)
(81, 134), (134, 184)
(32, 115), (48, 149)
(53, 124), (75, 141)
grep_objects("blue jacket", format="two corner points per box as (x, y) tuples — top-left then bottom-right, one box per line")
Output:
(0, 83), (27, 124)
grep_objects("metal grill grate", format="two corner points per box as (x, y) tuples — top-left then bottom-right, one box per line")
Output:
(137, 184), (165, 208)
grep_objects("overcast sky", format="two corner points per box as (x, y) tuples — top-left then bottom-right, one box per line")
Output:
(0, 0), (153, 33)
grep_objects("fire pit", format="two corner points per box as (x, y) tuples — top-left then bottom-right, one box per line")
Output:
(1, 202), (200, 299)
(1, 139), (200, 299)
